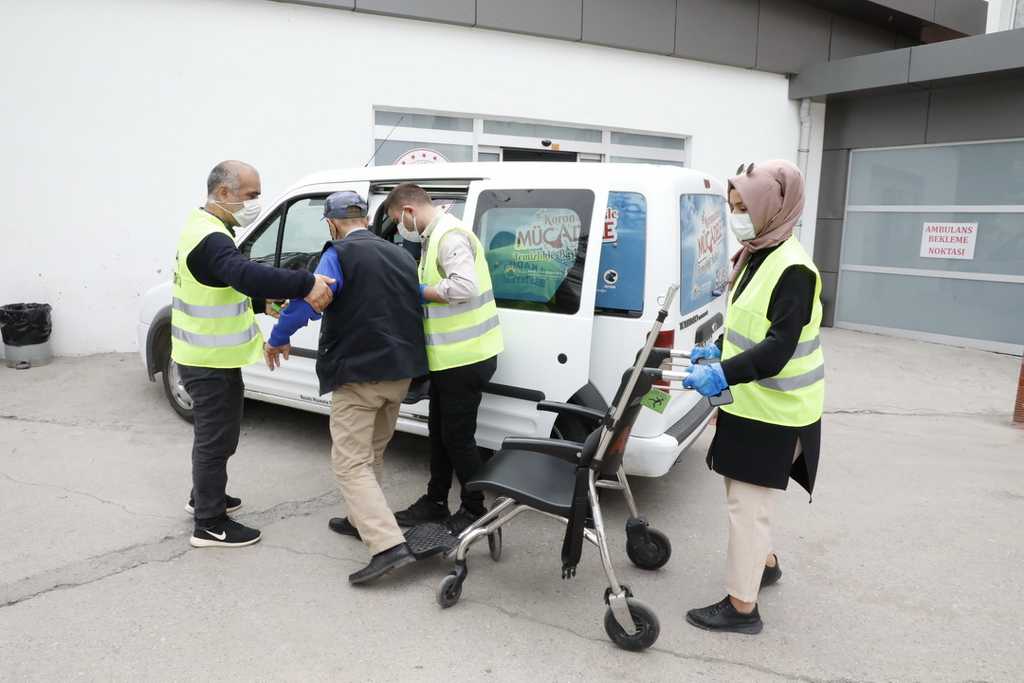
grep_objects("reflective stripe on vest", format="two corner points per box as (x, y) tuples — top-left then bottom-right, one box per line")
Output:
(720, 236), (824, 428)
(169, 209), (264, 369)
(419, 215), (504, 372)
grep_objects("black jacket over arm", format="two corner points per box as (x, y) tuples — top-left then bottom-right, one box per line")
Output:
(186, 227), (315, 311)
(707, 244), (822, 495)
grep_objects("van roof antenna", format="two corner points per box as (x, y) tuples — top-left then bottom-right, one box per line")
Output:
(363, 114), (405, 167)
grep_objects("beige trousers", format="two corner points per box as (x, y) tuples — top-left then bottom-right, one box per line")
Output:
(724, 477), (778, 603)
(329, 379), (410, 555)
(723, 441), (801, 603)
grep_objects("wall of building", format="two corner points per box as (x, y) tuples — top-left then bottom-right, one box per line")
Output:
(813, 73), (1024, 326)
(0, 0), (811, 356)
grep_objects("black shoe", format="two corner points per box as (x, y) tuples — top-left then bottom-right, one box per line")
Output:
(185, 494), (241, 515)
(686, 596), (763, 635)
(761, 554), (782, 588)
(394, 495), (450, 527)
(190, 517), (261, 548)
(348, 543), (416, 584)
(445, 506), (485, 536)
(328, 517), (361, 540)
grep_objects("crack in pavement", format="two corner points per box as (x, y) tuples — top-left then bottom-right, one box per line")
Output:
(824, 409), (1004, 418)
(0, 471), (179, 521)
(0, 489), (341, 610)
(0, 413), (138, 433)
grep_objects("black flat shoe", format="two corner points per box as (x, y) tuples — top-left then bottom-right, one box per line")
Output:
(348, 543), (416, 585)
(761, 554), (782, 588)
(395, 495), (450, 527)
(686, 596), (763, 635)
(328, 517), (361, 540)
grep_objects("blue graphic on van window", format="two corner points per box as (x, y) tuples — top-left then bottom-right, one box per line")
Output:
(680, 194), (730, 314)
(596, 192), (646, 314)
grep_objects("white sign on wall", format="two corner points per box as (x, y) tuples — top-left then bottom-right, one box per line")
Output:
(920, 222), (978, 260)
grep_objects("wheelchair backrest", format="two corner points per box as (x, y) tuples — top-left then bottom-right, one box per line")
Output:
(582, 361), (657, 475)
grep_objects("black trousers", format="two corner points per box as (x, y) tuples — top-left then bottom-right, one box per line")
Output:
(425, 356), (497, 511)
(179, 364), (244, 523)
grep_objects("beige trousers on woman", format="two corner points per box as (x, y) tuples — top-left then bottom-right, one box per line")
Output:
(723, 441), (800, 603)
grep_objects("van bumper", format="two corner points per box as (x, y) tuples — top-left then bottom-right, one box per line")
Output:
(623, 400), (714, 477)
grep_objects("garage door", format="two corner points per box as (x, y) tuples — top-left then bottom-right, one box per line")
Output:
(835, 139), (1024, 354)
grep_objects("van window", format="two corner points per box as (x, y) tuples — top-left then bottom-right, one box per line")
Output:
(280, 196), (329, 273)
(596, 192), (646, 317)
(679, 194), (730, 313)
(475, 189), (594, 315)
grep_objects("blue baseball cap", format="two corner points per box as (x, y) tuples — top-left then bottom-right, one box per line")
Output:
(323, 191), (368, 219)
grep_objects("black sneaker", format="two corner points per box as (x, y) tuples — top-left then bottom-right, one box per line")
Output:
(328, 517), (361, 540)
(348, 542), (416, 584)
(445, 506), (485, 536)
(190, 517), (261, 548)
(686, 596), (763, 635)
(394, 495), (450, 527)
(185, 494), (242, 515)
(761, 554), (782, 588)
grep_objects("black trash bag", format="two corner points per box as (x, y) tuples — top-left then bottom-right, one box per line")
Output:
(0, 303), (53, 347)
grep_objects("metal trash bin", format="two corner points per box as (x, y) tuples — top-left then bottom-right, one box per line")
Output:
(0, 303), (53, 369)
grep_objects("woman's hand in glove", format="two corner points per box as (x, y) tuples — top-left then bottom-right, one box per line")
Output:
(688, 344), (721, 364)
(683, 363), (729, 397)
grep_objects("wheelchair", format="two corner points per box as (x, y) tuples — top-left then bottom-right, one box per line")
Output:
(432, 285), (731, 651)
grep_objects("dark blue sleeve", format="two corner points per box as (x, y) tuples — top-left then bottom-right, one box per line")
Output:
(187, 233), (315, 300)
(267, 249), (343, 347)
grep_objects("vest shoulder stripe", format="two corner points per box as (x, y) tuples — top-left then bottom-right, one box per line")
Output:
(726, 329), (821, 359)
(757, 364), (825, 392)
(171, 323), (260, 348)
(423, 290), (495, 320)
(172, 297), (250, 319)
(425, 314), (500, 346)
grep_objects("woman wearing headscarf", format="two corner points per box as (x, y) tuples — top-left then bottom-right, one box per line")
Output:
(682, 159), (824, 635)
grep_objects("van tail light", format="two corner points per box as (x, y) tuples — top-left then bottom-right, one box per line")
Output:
(654, 330), (675, 388)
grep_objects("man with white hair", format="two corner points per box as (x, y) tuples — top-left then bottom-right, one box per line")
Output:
(172, 160), (335, 549)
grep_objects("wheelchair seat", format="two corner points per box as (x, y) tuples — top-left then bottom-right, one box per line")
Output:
(465, 449), (576, 516)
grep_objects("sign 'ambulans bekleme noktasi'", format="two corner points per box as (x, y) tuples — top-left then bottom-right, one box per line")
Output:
(919, 222), (978, 260)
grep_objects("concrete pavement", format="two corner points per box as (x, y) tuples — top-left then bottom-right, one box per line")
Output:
(1, 329), (1022, 682)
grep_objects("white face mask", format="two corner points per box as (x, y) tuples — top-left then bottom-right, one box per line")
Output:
(217, 198), (261, 228)
(729, 212), (757, 242)
(395, 209), (421, 243)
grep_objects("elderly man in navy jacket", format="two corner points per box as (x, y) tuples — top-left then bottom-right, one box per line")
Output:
(265, 191), (428, 584)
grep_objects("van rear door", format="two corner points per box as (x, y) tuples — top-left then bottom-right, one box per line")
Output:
(464, 180), (607, 444)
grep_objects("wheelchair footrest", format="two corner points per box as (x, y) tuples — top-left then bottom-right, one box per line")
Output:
(405, 522), (458, 560)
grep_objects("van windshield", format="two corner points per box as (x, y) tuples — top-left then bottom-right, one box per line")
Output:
(679, 194), (730, 313)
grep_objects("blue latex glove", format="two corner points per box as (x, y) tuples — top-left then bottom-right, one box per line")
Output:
(419, 284), (428, 304)
(689, 344), (721, 363)
(683, 363), (729, 397)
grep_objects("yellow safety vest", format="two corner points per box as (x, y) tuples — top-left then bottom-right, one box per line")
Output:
(720, 236), (824, 427)
(170, 209), (263, 369)
(419, 215), (504, 372)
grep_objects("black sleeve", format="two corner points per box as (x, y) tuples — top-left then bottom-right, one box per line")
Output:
(720, 265), (815, 385)
(186, 233), (315, 300)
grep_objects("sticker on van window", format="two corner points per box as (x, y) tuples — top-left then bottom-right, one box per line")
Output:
(596, 192), (646, 313)
(680, 194), (730, 314)
(482, 207), (582, 304)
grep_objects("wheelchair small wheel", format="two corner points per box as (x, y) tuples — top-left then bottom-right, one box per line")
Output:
(437, 574), (463, 609)
(626, 528), (672, 571)
(488, 528), (502, 562)
(604, 598), (660, 651)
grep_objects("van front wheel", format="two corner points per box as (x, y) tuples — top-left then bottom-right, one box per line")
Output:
(161, 344), (194, 423)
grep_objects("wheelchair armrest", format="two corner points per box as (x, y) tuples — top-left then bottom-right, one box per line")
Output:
(535, 401), (605, 426)
(499, 437), (584, 465)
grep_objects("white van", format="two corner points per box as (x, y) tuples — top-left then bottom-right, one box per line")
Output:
(138, 163), (732, 477)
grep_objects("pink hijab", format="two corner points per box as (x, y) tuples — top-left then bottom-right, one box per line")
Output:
(727, 159), (805, 284)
